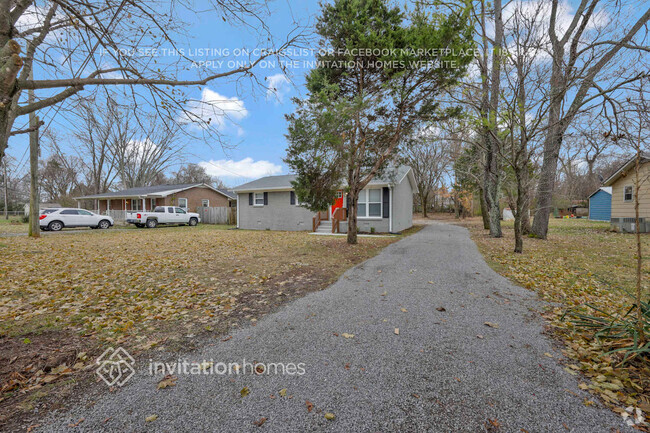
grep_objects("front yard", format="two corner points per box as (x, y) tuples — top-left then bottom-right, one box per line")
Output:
(0, 224), (414, 427)
(455, 216), (650, 419)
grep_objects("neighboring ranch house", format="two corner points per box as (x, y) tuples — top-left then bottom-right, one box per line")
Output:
(603, 155), (650, 233)
(588, 187), (612, 222)
(233, 166), (415, 233)
(75, 183), (236, 213)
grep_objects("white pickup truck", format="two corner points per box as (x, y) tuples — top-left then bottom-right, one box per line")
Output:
(126, 206), (201, 228)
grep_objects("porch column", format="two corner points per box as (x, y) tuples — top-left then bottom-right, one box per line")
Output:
(142, 198), (146, 211)
(107, 199), (110, 211)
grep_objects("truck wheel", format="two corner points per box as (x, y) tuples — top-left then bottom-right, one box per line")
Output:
(146, 219), (158, 229)
(48, 221), (63, 232)
(189, 217), (198, 226)
(98, 220), (111, 229)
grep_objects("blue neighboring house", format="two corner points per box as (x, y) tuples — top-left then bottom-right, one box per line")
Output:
(588, 187), (612, 221)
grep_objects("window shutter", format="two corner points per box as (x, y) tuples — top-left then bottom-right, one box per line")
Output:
(290, 191), (296, 205)
(263, 192), (268, 205)
(249, 193), (253, 206)
(382, 187), (390, 218)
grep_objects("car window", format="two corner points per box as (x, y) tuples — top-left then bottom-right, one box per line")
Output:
(175, 208), (186, 214)
(78, 210), (93, 216)
(154, 206), (165, 213)
(60, 209), (79, 215)
(42, 209), (58, 214)
(167, 207), (174, 213)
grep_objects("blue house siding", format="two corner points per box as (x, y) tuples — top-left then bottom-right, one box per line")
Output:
(589, 190), (612, 221)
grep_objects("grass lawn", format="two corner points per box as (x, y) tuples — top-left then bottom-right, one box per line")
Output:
(448, 215), (650, 417)
(0, 223), (418, 425)
(0, 217), (28, 234)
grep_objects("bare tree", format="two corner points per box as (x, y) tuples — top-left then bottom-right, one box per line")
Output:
(531, 0), (650, 239)
(39, 153), (81, 203)
(111, 113), (183, 188)
(173, 163), (225, 188)
(71, 97), (121, 197)
(0, 0), (303, 166)
(401, 128), (452, 217)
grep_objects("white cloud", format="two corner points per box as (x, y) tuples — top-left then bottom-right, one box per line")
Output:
(179, 88), (248, 132)
(198, 157), (282, 179)
(266, 74), (291, 103)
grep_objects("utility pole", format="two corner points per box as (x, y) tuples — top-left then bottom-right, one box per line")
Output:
(28, 71), (40, 238)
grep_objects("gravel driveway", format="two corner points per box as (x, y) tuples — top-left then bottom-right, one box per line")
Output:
(39, 222), (629, 432)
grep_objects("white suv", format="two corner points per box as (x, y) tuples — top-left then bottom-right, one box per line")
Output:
(39, 208), (114, 231)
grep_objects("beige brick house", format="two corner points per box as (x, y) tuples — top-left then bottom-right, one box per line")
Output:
(75, 183), (236, 213)
(603, 155), (650, 233)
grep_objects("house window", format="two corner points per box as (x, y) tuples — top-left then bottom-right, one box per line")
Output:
(336, 190), (343, 198)
(131, 200), (142, 211)
(624, 186), (633, 202)
(358, 188), (382, 218)
(178, 198), (188, 208)
(254, 192), (265, 206)
(202, 199), (209, 207)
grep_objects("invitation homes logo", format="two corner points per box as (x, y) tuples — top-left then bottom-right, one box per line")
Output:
(149, 359), (306, 377)
(95, 347), (306, 387)
(96, 347), (136, 387)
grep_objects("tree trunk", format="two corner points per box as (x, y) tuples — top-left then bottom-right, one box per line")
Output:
(513, 174), (526, 253)
(28, 114), (40, 238)
(421, 191), (428, 218)
(478, 187), (489, 229)
(3, 159), (7, 219)
(633, 149), (645, 345)
(346, 189), (358, 245)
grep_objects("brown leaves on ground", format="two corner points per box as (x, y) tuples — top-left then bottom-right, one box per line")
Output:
(0, 225), (407, 429)
(466, 217), (650, 427)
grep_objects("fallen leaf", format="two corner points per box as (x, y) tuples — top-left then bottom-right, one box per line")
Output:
(145, 415), (158, 422)
(484, 322), (499, 328)
(341, 333), (354, 339)
(394, 328), (400, 335)
(68, 418), (84, 427)
(544, 352), (553, 358)
(157, 375), (177, 390)
(476, 335), (484, 339)
(253, 417), (267, 427)
(436, 307), (446, 312)
(241, 386), (250, 397)
(306, 400), (314, 412)
(324, 412), (336, 420)
(428, 281), (434, 284)
(400, 308), (408, 313)
(278, 388), (287, 397)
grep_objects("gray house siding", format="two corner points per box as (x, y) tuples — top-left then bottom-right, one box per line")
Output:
(391, 174), (414, 232)
(235, 166), (414, 233)
(237, 191), (313, 231)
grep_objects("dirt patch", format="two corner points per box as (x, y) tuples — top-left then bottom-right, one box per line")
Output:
(0, 331), (100, 430)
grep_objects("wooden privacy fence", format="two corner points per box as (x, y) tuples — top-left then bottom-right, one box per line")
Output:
(197, 206), (235, 225)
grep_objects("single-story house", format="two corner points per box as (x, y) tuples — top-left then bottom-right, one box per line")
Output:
(603, 154), (650, 232)
(232, 165), (415, 233)
(24, 202), (61, 215)
(75, 183), (236, 213)
(588, 187), (612, 221)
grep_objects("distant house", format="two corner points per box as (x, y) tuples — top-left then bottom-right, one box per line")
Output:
(588, 187), (612, 221)
(75, 183), (236, 213)
(23, 202), (61, 215)
(603, 155), (650, 232)
(232, 166), (415, 233)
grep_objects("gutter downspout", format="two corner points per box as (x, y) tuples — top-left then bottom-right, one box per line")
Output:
(389, 186), (393, 233)
(236, 194), (240, 228)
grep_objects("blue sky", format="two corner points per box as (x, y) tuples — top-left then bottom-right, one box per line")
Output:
(7, 0), (322, 187)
